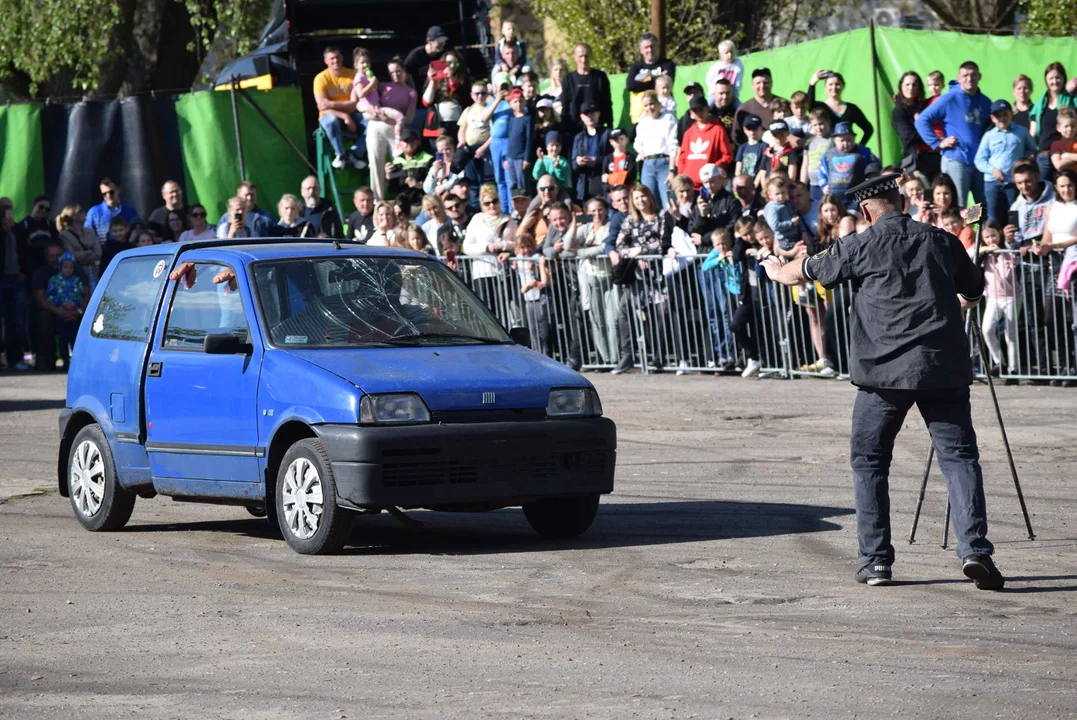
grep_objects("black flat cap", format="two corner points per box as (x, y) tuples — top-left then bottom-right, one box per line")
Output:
(846, 173), (902, 205)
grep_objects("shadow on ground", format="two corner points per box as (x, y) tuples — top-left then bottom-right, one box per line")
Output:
(123, 499), (855, 555)
(0, 399), (66, 413)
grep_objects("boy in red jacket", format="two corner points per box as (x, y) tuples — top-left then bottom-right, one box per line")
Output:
(677, 95), (734, 187)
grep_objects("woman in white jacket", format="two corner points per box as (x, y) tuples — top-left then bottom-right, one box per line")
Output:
(634, 90), (679, 209)
(463, 183), (517, 313)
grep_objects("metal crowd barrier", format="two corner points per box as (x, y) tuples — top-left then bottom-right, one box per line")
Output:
(452, 250), (1077, 382)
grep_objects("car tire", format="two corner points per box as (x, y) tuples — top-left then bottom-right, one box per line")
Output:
(275, 438), (351, 554)
(68, 424), (136, 532)
(523, 493), (600, 539)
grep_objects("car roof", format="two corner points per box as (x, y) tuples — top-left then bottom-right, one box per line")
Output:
(121, 238), (428, 263)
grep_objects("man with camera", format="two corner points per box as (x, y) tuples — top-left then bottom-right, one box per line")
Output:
(762, 173), (1005, 591)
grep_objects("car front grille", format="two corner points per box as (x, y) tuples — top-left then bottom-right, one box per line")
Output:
(379, 451), (607, 488)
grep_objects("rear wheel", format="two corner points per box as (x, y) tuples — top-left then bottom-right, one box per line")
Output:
(523, 494), (600, 539)
(68, 424), (136, 531)
(275, 438), (352, 554)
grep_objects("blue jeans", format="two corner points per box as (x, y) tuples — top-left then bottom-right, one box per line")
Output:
(984, 179), (1018, 224)
(640, 157), (670, 208)
(489, 137), (511, 214)
(941, 156), (983, 209)
(850, 386), (993, 567)
(698, 266), (731, 361)
(507, 158), (531, 197)
(319, 113), (366, 157)
(0, 276), (27, 368)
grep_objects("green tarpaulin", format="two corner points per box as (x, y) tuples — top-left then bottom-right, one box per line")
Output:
(0, 104), (45, 219)
(611, 27), (1077, 167)
(175, 87), (311, 220)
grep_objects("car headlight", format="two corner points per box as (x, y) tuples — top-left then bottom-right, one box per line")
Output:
(360, 393), (431, 425)
(546, 388), (603, 418)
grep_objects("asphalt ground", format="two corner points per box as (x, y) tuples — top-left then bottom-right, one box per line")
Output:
(1, 371), (1076, 719)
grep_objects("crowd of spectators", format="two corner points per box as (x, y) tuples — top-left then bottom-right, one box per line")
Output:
(4, 22), (1077, 382)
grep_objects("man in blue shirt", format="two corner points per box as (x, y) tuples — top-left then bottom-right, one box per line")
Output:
(974, 100), (1038, 223)
(84, 178), (138, 242)
(215, 181), (274, 237)
(915, 61), (993, 209)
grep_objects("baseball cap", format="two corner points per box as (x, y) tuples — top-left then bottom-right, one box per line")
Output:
(768, 120), (789, 134)
(699, 164), (718, 183)
(990, 99), (1013, 115)
(689, 94), (709, 111)
(683, 82), (704, 96)
(545, 130), (562, 145)
(536, 98), (554, 110)
(508, 87), (523, 101)
(427, 26), (449, 43)
(579, 102), (600, 115)
(610, 128), (627, 141)
(399, 127), (419, 143)
(742, 114), (762, 130)
(751, 67), (772, 79)
(833, 121), (854, 136)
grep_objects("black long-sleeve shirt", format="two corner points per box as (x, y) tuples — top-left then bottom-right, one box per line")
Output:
(803, 211), (983, 389)
(625, 59), (676, 93)
(806, 84), (874, 147)
(891, 99), (931, 159)
(561, 69), (613, 135)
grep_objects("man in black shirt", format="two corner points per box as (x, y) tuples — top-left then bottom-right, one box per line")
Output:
(17, 195), (56, 273)
(762, 174), (1004, 591)
(560, 43), (612, 137)
(709, 78), (737, 144)
(625, 32), (675, 122)
(147, 180), (187, 239)
(299, 175), (343, 238)
(404, 26), (447, 87)
(345, 187), (375, 243)
(689, 164), (740, 239)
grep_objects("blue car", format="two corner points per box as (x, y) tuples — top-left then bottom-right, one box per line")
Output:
(58, 240), (616, 554)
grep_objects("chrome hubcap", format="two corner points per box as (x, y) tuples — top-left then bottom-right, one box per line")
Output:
(282, 457), (324, 540)
(71, 440), (106, 517)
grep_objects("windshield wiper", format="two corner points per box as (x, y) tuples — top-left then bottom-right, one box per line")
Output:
(383, 332), (506, 346)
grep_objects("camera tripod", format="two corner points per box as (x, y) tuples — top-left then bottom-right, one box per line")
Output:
(908, 203), (1035, 547)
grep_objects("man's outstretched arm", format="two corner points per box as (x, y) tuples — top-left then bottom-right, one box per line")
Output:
(761, 256), (807, 286)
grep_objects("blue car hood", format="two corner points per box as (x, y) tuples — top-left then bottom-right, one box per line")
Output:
(284, 345), (588, 411)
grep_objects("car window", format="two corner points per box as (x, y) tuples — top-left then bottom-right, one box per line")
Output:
(252, 256), (509, 348)
(162, 263), (249, 350)
(90, 256), (170, 342)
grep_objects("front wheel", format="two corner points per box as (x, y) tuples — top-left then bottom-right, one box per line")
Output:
(523, 494), (600, 539)
(68, 424), (136, 531)
(275, 438), (352, 554)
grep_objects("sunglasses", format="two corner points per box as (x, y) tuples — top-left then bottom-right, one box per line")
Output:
(102, 189), (117, 197)
(445, 204), (461, 211)
(481, 199), (499, 207)
(538, 186), (556, 192)
(37, 204), (51, 212)
(190, 212), (206, 218)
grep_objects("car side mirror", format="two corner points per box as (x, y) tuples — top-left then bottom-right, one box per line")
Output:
(203, 333), (252, 355)
(509, 326), (530, 347)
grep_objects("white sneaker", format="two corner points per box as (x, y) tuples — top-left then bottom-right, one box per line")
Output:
(331, 154), (346, 170)
(347, 153), (367, 170)
(817, 359), (838, 378)
(741, 359), (761, 377)
(676, 360), (689, 376)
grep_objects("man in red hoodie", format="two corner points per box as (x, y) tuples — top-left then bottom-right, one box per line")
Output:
(678, 95), (733, 187)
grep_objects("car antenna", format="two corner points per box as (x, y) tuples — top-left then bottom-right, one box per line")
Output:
(332, 240), (342, 250)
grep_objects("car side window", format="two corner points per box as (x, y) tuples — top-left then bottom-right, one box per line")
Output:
(162, 263), (249, 350)
(91, 256), (170, 342)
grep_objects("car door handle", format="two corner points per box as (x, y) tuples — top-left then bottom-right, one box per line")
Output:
(148, 361), (163, 378)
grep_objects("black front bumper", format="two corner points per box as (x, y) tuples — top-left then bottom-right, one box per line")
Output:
(313, 417), (616, 509)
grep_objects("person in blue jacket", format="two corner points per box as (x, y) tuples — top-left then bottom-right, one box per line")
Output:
(818, 122), (881, 204)
(915, 61), (993, 209)
(974, 99), (1038, 223)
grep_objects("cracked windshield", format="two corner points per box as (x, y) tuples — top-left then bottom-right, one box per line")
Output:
(253, 257), (510, 348)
